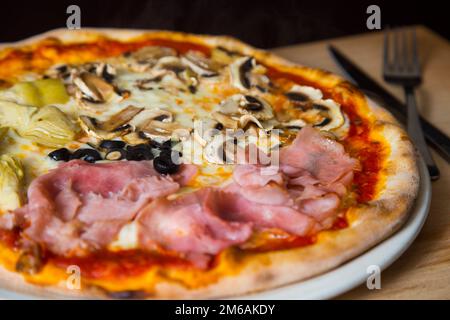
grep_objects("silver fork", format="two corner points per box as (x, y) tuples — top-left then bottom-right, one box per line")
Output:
(383, 27), (440, 180)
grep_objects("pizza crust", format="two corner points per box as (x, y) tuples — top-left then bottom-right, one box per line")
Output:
(0, 28), (419, 299)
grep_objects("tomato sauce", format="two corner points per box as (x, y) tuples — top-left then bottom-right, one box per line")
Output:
(49, 250), (191, 279)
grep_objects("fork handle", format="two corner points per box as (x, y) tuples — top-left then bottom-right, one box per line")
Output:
(404, 86), (440, 180)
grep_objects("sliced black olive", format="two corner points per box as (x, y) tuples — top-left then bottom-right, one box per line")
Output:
(48, 148), (71, 162)
(126, 144), (154, 161)
(159, 149), (182, 164)
(105, 149), (127, 161)
(70, 148), (102, 163)
(313, 117), (332, 127)
(99, 140), (126, 150)
(153, 156), (179, 174)
(285, 92), (309, 102)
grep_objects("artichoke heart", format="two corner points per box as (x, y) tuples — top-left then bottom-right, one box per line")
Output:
(0, 100), (76, 147)
(20, 105), (76, 147)
(0, 78), (69, 107)
(0, 155), (24, 212)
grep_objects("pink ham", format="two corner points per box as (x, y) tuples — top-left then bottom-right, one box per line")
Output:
(137, 188), (252, 268)
(15, 160), (183, 255)
(217, 188), (316, 236)
(232, 164), (285, 188)
(280, 126), (359, 183)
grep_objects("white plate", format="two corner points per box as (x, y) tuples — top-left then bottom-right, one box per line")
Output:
(240, 156), (431, 300)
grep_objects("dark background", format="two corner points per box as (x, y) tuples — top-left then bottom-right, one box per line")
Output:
(1, 0), (448, 48)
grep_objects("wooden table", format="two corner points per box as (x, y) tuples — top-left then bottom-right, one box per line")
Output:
(272, 25), (450, 299)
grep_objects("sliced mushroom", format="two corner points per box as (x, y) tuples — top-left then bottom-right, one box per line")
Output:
(78, 106), (142, 140)
(124, 46), (177, 72)
(95, 63), (116, 83)
(204, 134), (236, 164)
(132, 46), (177, 64)
(285, 85), (323, 109)
(73, 72), (115, 103)
(99, 105), (144, 131)
(279, 118), (307, 130)
(238, 95), (274, 120)
(141, 119), (191, 142)
(129, 108), (173, 128)
(154, 56), (185, 73)
(212, 111), (238, 129)
(79, 116), (132, 141)
(311, 99), (345, 131)
(239, 114), (264, 129)
(177, 68), (199, 93)
(218, 95), (240, 114)
(230, 56), (255, 90)
(181, 51), (220, 77)
(192, 119), (219, 147)
(45, 64), (73, 82)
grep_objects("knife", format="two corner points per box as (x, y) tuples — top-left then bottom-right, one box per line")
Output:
(328, 45), (450, 163)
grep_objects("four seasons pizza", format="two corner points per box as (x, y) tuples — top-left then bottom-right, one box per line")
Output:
(0, 29), (419, 298)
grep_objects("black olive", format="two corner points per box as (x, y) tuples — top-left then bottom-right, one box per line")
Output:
(160, 149), (182, 164)
(153, 156), (179, 175)
(126, 144), (154, 161)
(105, 149), (127, 161)
(70, 149), (102, 163)
(161, 140), (172, 150)
(99, 140), (126, 150)
(48, 148), (71, 162)
(285, 92), (309, 102)
(314, 117), (332, 127)
(214, 122), (224, 130)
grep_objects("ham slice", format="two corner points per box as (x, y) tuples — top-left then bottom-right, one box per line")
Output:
(137, 188), (252, 268)
(280, 126), (359, 183)
(14, 160), (185, 255)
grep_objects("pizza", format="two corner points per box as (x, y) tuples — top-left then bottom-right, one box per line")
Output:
(0, 29), (419, 299)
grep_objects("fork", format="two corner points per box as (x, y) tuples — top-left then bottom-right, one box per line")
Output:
(383, 27), (440, 180)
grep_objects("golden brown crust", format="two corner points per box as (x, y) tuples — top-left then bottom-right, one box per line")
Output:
(0, 28), (420, 299)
